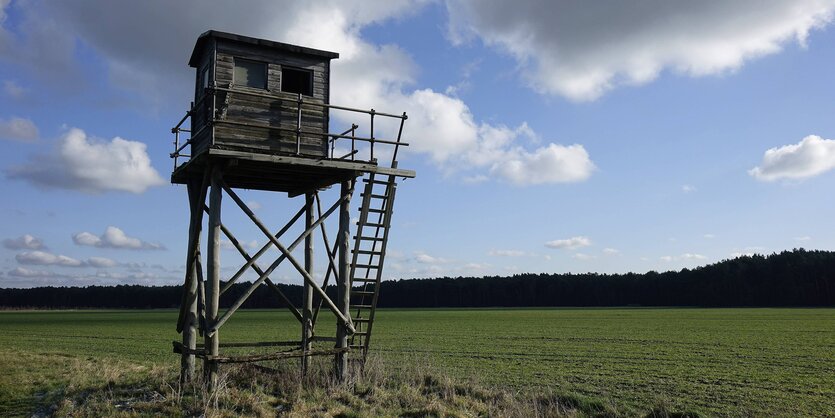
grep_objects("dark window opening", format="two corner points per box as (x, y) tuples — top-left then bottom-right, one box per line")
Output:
(281, 67), (313, 96)
(234, 59), (267, 89)
(199, 66), (209, 96)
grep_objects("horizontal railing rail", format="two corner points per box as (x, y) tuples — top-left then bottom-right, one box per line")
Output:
(171, 86), (409, 171)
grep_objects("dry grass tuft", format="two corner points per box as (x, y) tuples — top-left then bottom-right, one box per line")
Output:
(44, 354), (699, 417)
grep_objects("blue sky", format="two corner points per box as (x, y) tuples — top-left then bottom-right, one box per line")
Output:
(1, 0), (834, 287)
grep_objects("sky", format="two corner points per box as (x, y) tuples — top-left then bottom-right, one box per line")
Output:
(1, 0), (834, 288)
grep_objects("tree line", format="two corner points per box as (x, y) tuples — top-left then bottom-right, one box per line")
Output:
(1, 249), (833, 309)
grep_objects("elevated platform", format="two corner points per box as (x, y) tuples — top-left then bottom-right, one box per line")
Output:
(171, 148), (415, 195)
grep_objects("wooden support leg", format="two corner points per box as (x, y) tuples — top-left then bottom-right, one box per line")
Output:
(302, 192), (314, 374)
(336, 180), (353, 380)
(204, 166), (222, 387)
(181, 177), (205, 383)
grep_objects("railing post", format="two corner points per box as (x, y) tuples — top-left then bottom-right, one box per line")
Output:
(351, 124), (356, 161)
(173, 128), (179, 172)
(392, 112), (407, 167)
(369, 109), (375, 162)
(296, 93), (303, 155)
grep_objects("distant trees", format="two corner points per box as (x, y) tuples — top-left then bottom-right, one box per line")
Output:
(1, 249), (833, 309)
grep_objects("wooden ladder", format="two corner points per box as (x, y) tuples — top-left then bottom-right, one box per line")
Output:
(348, 171), (398, 360)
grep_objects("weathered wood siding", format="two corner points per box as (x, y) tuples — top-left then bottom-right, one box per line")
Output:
(190, 42), (214, 157)
(209, 40), (331, 157)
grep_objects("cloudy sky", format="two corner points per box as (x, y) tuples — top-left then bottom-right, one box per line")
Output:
(1, 0), (834, 288)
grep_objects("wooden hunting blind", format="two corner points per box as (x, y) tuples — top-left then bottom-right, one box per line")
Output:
(170, 30), (415, 385)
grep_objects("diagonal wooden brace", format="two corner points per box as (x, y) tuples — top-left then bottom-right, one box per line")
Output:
(208, 182), (355, 336)
(219, 204), (306, 294)
(213, 215), (304, 323)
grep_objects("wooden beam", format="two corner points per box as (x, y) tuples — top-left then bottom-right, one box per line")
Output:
(210, 182), (355, 335)
(204, 165), (222, 386)
(214, 217), (303, 323)
(208, 148), (416, 178)
(219, 204), (306, 295)
(302, 193), (314, 373)
(177, 169), (210, 333)
(180, 174), (206, 383)
(311, 193), (341, 329)
(336, 179), (353, 380)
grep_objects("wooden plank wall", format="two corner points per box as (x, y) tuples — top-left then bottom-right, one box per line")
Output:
(210, 40), (331, 157)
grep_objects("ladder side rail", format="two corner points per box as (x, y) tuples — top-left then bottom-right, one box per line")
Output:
(362, 176), (398, 356)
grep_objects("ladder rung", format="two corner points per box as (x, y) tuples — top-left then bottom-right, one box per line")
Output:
(366, 208), (386, 214)
(360, 222), (386, 228)
(353, 304), (373, 309)
(353, 249), (382, 255)
(356, 236), (384, 241)
(353, 264), (380, 269)
(352, 318), (371, 322)
(352, 278), (377, 283)
(361, 193), (388, 199)
(363, 179), (391, 185)
(351, 290), (375, 296)
(352, 332), (368, 336)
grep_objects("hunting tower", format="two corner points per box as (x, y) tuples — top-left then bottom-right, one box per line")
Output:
(170, 30), (415, 384)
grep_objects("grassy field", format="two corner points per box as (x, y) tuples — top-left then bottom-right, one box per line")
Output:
(0, 308), (832, 416)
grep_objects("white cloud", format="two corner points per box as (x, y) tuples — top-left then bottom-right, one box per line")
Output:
(87, 256), (118, 268)
(446, 1), (835, 101)
(2, 234), (45, 250)
(794, 236), (811, 241)
(3, 80), (25, 98)
(545, 236), (591, 250)
(703, 234), (716, 239)
(414, 252), (450, 264)
(602, 248), (620, 255)
(72, 226), (164, 250)
(6, 127), (164, 193)
(682, 185), (696, 193)
(16, 250), (84, 267)
(490, 143), (595, 185)
(660, 253), (708, 262)
(246, 201), (263, 211)
(488, 249), (528, 257)
(749, 135), (835, 181)
(220, 238), (259, 252)
(3, 1), (592, 186)
(0, 117), (38, 142)
(572, 253), (594, 260)
(7, 267), (66, 278)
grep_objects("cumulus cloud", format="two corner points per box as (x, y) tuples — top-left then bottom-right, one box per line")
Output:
(490, 143), (594, 185)
(2, 234), (46, 250)
(602, 248), (620, 255)
(545, 236), (592, 250)
(16, 250), (84, 267)
(446, 0), (835, 101)
(73, 226), (164, 250)
(749, 135), (835, 181)
(0, 116), (38, 142)
(6, 128), (164, 193)
(3, 1), (592, 186)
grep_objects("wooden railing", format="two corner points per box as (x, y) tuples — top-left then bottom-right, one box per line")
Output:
(171, 86), (409, 171)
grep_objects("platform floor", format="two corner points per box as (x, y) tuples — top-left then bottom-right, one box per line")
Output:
(171, 148), (415, 195)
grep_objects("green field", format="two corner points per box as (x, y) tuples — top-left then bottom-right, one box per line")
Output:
(0, 308), (833, 417)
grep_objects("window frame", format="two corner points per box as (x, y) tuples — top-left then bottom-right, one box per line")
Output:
(280, 66), (314, 96)
(232, 57), (268, 90)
